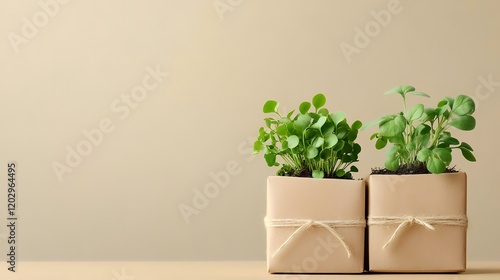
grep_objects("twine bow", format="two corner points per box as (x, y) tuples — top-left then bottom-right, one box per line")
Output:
(368, 215), (468, 249)
(264, 218), (366, 258)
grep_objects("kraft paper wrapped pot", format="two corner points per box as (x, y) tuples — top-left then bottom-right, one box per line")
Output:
(367, 172), (467, 272)
(265, 176), (365, 273)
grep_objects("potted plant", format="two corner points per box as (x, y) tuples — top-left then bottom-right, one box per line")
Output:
(254, 93), (366, 273)
(363, 85), (476, 272)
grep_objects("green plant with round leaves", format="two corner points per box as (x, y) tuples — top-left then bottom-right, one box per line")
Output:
(362, 85), (476, 174)
(253, 93), (362, 179)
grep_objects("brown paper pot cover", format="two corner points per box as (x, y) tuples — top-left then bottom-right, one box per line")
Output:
(266, 176), (365, 273)
(367, 172), (467, 272)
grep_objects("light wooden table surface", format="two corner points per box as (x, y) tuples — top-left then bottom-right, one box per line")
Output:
(0, 261), (499, 280)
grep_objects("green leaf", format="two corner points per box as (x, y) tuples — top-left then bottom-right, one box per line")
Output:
(427, 155), (446, 174)
(294, 114), (312, 131)
(350, 166), (359, 172)
(444, 97), (454, 108)
(352, 120), (362, 130)
(330, 112), (346, 125)
(388, 134), (405, 145)
(417, 147), (432, 162)
(269, 131), (277, 142)
(406, 142), (416, 152)
(258, 127), (266, 138)
(264, 153), (276, 167)
(385, 157), (399, 171)
(416, 133), (430, 148)
(384, 86), (403, 96)
(387, 145), (398, 156)
(313, 137), (324, 148)
(375, 138), (387, 150)
(253, 141), (264, 154)
(336, 169), (346, 177)
(406, 104), (424, 122)
(423, 108), (437, 122)
(318, 108), (329, 116)
(440, 136), (459, 145)
(352, 143), (362, 154)
(347, 129), (359, 142)
(287, 135), (300, 149)
(306, 146), (318, 159)
(281, 141), (288, 150)
(460, 147), (476, 162)
(437, 100), (448, 108)
(312, 94), (326, 109)
(308, 112), (320, 122)
(385, 85), (415, 96)
(459, 142), (474, 151)
(342, 142), (352, 153)
(401, 85), (416, 94)
(312, 170), (324, 178)
(259, 133), (270, 143)
(370, 133), (378, 140)
(265, 118), (272, 128)
(319, 149), (332, 160)
(361, 115), (392, 130)
(299, 102), (311, 114)
(311, 116), (327, 129)
(286, 110), (295, 119)
(286, 122), (295, 135)
(415, 124), (431, 135)
(342, 155), (353, 164)
(434, 148), (452, 165)
(409, 91), (430, 98)
(278, 117), (291, 124)
(399, 149), (410, 161)
(452, 95), (475, 116)
(304, 129), (316, 141)
(276, 125), (288, 136)
(321, 123), (335, 135)
(436, 106), (447, 116)
(336, 126), (348, 139)
(324, 134), (338, 149)
(449, 115), (476, 131)
(263, 100), (278, 113)
(379, 115), (406, 137)
(332, 140), (345, 152)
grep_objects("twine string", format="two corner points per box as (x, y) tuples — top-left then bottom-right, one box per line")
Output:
(368, 215), (468, 249)
(264, 218), (366, 259)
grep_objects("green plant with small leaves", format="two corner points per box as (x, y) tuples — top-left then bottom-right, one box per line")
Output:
(363, 85), (476, 174)
(253, 93), (362, 179)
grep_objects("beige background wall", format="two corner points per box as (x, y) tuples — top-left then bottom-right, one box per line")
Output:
(0, 0), (499, 261)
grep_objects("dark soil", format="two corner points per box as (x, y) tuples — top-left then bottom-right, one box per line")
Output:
(295, 169), (313, 178)
(371, 163), (458, 175)
(279, 168), (354, 180)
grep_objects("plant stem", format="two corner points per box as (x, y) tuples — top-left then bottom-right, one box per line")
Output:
(403, 96), (407, 114)
(430, 116), (449, 148)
